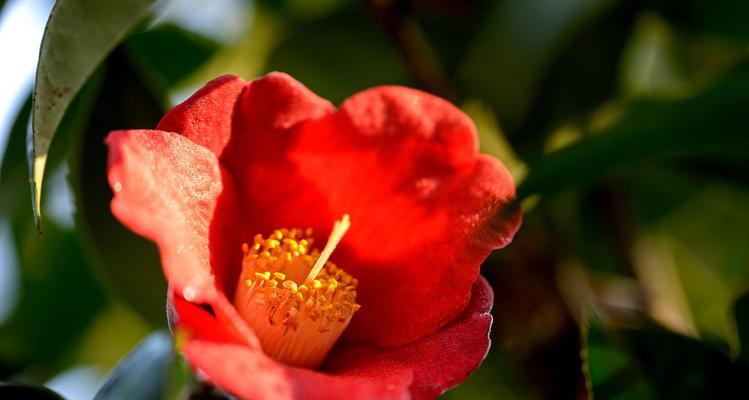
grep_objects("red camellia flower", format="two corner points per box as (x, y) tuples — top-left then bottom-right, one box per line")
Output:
(106, 72), (521, 399)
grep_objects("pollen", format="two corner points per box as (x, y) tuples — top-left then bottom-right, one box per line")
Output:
(233, 215), (360, 369)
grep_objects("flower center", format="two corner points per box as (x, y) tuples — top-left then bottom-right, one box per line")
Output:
(233, 215), (360, 368)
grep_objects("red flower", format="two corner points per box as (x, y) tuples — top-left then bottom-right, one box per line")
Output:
(106, 73), (521, 399)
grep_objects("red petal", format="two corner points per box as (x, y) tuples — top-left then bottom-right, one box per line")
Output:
(157, 75), (245, 156)
(326, 276), (494, 399)
(173, 295), (411, 400)
(224, 80), (519, 345)
(173, 276), (492, 400)
(172, 295), (293, 399)
(106, 129), (231, 303)
(216, 72), (336, 294)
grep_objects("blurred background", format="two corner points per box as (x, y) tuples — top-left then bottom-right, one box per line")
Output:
(1, 0), (749, 399)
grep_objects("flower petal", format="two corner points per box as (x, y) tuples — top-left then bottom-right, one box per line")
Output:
(157, 75), (246, 156)
(173, 295), (412, 400)
(326, 276), (494, 400)
(224, 79), (519, 345)
(173, 276), (492, 400)
(172, 295), (293, 399)
(106, 129), (228, 303)
(216, 72), (336, 293)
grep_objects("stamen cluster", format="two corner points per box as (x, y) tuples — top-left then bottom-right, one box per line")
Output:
(234, 227), (360, 368)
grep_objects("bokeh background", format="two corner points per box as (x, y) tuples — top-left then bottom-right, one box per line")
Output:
(1, 0), (749, 399)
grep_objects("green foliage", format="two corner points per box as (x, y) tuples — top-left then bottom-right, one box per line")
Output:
(124, 23), (220, 106)
(518, 60), (749, 201)
(68, 50), (168, 326)
(0, 78), (106, 378)
(584, 316), (749, 399)
(30, 0), (156, 229)
(92, 332), (174, 400)
(265, 6), (410, 104)
(734, 291), (749, 367)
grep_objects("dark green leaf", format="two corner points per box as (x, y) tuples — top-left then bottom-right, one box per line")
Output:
(0, 383), (65, 400)
(648, 0), (749, 41)
(93, 331), (173, 400)
(0, 219), (107, 375)
(0, 76), (106, 377)
(733, 291), (749, 367)
(584, 318), (749, 399)
(457, 0), (620, 134)
(518, 61), (749, 200)
(124, 23), (219, 106)
(265, 7), (410, 104)
(30, 0), (156, 229)
(69, 49), (166, 326)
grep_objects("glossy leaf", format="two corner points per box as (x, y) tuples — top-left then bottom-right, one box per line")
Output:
(93, 331), (173, 400)
(30, 0), (156, 229)
(518, 61), (749, 200)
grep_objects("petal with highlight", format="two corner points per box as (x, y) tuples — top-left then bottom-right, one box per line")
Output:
(106, 129), (226, 303)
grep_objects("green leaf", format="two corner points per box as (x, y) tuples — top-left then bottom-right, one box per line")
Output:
(69, 49), (167, 326)
(734, 291), (749, 367)
(0, 219), (107, 376)
(457, 0), (620, 135)
(124, 23), (219, 107)
(518, 61), (749, 200)
(265, 7), (410, 104)
(30, 0), (156, 230)
(0, 383), (65, 400)
(93, 331), (173, 400)
(584, 318), (749, 399)
(0, 76), (106, 377)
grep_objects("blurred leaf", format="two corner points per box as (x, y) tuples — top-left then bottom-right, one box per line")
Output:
(518, 60), (749, 200)
(651, 184), (749, 350)
(628, 167), (705, 225)
(73, 303), (151, 370)
(163, 354), (197, 400)
(179, 5), (275, 88)
(734, 291), (749, 367)
(0, 76), (106, 377)
(69, 49), (166, 326)
(620, 12), (690, 97)
(30, 0), (156, 229)
(0, 383), (65, 400)
(511, 1), (640, 159)
(0, 220), (107, 375)
(584, 318), (749, 399)
(441, 352), (534, 400)
(457, 0), (619, 134)
(648, 0), (749, 41)
(265, 7), (410, 103)
(2, 73), (102, 219)
(124, 23), (219, 107)
(462, 99), (528, 182)
(93, 331), (173, 400)
(0, 96), (31, 201)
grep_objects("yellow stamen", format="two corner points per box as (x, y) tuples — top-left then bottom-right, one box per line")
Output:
(233, 216), (360, 369)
